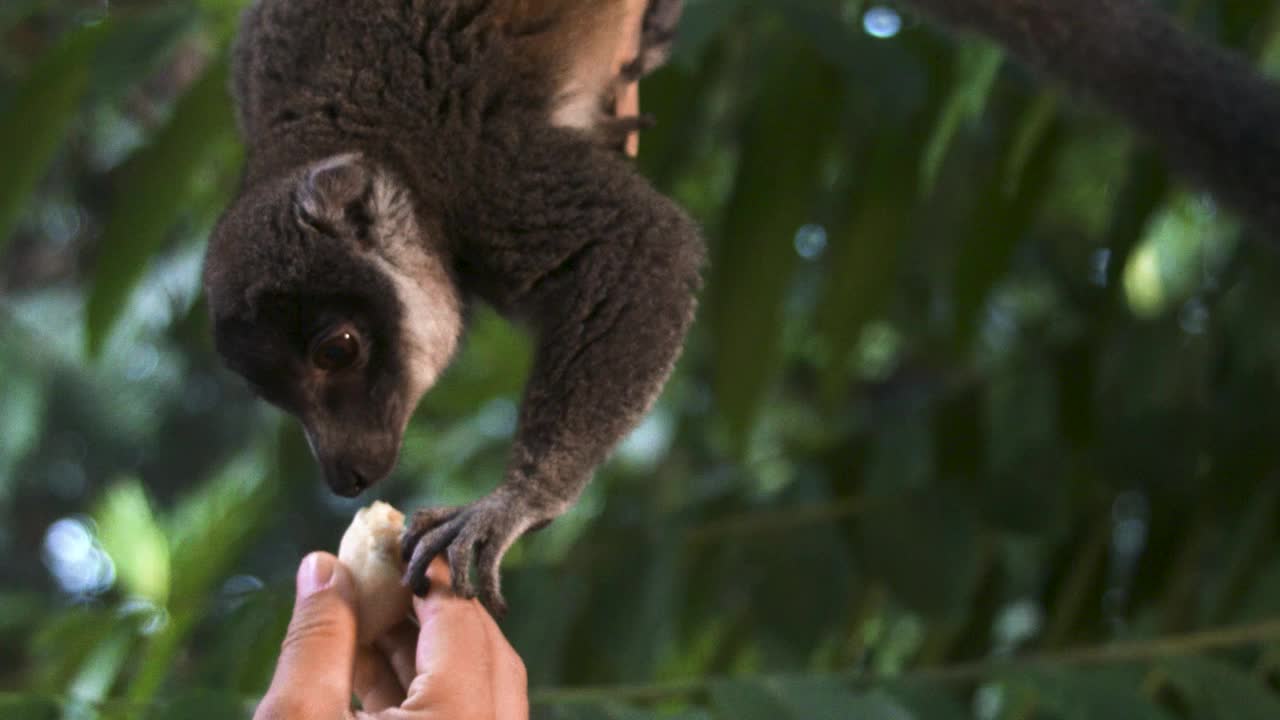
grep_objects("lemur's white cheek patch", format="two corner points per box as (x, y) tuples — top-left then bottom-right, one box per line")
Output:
(375, 256), (463, 401)
(364, 169), (464, 419)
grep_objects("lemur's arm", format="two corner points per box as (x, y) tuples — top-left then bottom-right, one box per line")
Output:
(908, 0), (1280, 235)
(479, 128), (702, 507)
(402, 127), (703, 614)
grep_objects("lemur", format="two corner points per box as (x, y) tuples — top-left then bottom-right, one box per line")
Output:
(203, 0), (701, 616)
(204, 0), (1280, 616)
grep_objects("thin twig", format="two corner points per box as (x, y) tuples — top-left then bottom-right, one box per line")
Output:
(531, 618), (1280, 706)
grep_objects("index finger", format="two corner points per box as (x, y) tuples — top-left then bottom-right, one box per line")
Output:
(400, 557), (496, 712)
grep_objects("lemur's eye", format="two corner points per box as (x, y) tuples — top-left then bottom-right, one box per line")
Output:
(311, 326), (362, 372)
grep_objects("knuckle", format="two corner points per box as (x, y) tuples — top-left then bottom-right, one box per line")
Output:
(281, 610), (349, 653)
(508, 652), (528, 688)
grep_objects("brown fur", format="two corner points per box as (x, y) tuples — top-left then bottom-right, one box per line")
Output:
(204, 0), (699, 614)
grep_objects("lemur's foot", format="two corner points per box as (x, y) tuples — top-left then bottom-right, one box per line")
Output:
(400, 488), (547, 617)
(624, 0), (684, 81)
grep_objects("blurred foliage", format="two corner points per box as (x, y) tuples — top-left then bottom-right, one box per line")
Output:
(4, 0), (1280, 717)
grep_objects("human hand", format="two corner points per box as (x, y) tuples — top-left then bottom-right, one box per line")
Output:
(254, 552), (528, 720)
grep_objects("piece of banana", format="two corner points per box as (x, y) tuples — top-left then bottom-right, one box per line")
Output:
(337, 501), (413, 644)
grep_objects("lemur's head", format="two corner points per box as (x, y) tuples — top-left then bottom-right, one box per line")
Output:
(204, 154), (463, 496)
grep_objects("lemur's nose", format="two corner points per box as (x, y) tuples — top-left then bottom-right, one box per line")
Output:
(325, 459), (370, 497)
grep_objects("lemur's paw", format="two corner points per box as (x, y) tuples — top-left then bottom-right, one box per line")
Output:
(601, 113), (656, 150)
(400, 490), (540, 617)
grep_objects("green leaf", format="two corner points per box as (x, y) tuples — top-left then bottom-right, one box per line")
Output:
(1002, 94), (1060, 196)
(706, 39), (842, 447)
(780, 681), (912, 720)
(542, 703), (656, 720)
(811, 131), (919, 400)
(195, 584), (293, 695)
(920, 43), (1004, 194)
(638, 54), (720, 191)
(65, 624), (137, 708)
(152, 689), (254, 720)
(668, 0), (739, 69)
(950, 93), (1062, 344)
(87, 5), (198, 106)
(0, 0), (42, 34)
(884, 681), (969, 720)
(0, 6), (194, 253)
(856, 489), (981, 619)
(127, 436), (278, 704)
(709, 678), (794, 720)
(166, 445), (276, 610)
(86, 54), (242, 357)
(560, 527), (681, 683)
(503, 565), (587, 688)
(95, 478), (171, 605)
(28, 608), (119, 694)
(0, 592), (45, 637)
(711, 677), (909, 720)
(1007, 668), (1175, 720)
(1160, 657), (1280, 720)
(0, 693), (59, 720)
(197, 0), (257, 37)
(0, 22), (107, 251)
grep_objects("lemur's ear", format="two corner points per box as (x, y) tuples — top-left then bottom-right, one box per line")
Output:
(296, 153), (374, 240)
(296, 153), (417, 247)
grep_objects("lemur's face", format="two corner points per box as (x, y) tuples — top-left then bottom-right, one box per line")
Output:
(203, 155), (462, 496)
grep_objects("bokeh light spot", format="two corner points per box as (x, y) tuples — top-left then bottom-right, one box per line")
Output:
(793, 224), (828, 260)
(42, 517), (116, 597)
(1090, 248), (1111, 287)
(1179, 298), (1209, 335)
(618, 410), (674, 467)
(863, 6), (902, 39)
(477, 398), (518, 439)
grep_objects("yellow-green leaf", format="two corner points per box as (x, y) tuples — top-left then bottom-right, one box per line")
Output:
(95, 479), (170, 605)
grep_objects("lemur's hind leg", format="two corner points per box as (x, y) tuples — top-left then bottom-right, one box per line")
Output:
(624, 0), (684, 81)
(602, 0), (684, 152)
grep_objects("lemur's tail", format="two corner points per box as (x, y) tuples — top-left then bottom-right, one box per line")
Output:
(910, 0), (1280, 238)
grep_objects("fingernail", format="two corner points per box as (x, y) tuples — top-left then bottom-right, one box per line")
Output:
(298, 552), (336, 598)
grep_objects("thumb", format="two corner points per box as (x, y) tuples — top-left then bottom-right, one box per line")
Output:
(257, 552), (359, 720)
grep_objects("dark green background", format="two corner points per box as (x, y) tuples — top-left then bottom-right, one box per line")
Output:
(4, 0), (1280, 717)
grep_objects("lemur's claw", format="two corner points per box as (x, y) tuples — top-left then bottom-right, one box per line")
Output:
(401, 506), (459, 563)
(400, 492), (532, 617)
(601, 113), (657, 150)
